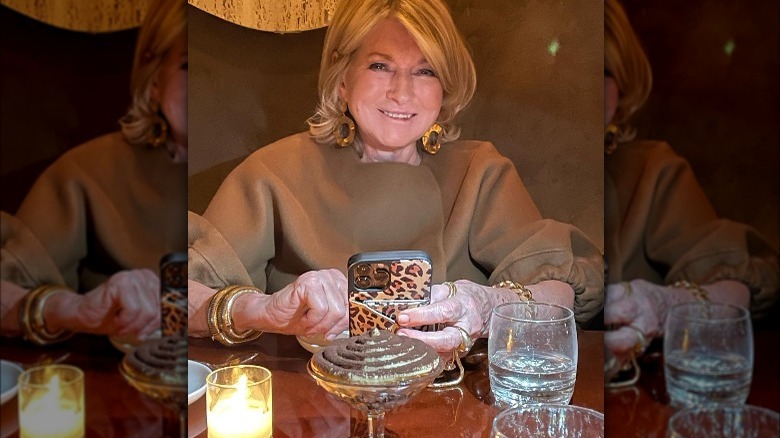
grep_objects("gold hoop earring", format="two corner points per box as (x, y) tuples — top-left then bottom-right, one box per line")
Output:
(147, 101), (168, 148)
(421, 123), (443, 155)
(333, 101), (355, 148)
(605, 124), (620, 155)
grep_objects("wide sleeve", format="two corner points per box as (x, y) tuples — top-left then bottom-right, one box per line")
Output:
(2, 156), (92, 290)
(188, 157), (277, 291)
(644, 147), (779, 318)
(465, 148), (604, 325)
(1, 211), (67, 288)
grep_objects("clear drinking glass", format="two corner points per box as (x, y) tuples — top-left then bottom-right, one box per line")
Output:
(663, 302), (753, 409)
(667, 404), (778, 438)
(488, 302), (578, 408)
(206, 365), (273, 438)
(491, 404), (604, 438)
(18, 364), (85, 438)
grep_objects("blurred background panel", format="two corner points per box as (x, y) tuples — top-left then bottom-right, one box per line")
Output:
(623, 0), (779, 249)
(188, 0), (604, 249)
(0, 5), (138, 213)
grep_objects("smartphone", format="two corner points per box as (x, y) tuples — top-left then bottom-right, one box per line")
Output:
(347, 250), (432, 336)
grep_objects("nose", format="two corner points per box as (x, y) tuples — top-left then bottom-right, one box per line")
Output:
(387, 71), (413, 104)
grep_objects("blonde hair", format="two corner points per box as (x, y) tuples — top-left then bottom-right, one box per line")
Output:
(307, 0), (477, 152)
(605, 0), (652, 141)
(120, 0), (186, 147)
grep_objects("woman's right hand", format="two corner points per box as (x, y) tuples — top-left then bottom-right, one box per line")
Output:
(45, 269), (160, 339)
(232, 269), (349, 339)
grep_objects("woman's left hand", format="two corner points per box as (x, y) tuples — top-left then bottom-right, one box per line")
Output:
(396, 280), (492, 353)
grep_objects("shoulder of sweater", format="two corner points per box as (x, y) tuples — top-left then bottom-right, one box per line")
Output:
(615, 139), (692, 173)
(438, 139), (508, 164)
(245, 132), (318, 161)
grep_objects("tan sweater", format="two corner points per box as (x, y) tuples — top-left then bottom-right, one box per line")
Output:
(1, 132), (187, 291)
(189, 132), (604, 325)
(605, 140), (778, 317)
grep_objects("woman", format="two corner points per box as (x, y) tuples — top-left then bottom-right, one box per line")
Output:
(603, 0), (778, 380)
(0, 0), (187, 344)
(188, 0), (603, 353)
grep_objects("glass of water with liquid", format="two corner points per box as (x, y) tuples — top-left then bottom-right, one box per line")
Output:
(488, 302), (577, 408)
(663, 302), (753, 409)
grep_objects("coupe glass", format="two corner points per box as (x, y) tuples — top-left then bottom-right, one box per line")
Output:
(307, 358), (445, 438)
(120, 356), (187, 438)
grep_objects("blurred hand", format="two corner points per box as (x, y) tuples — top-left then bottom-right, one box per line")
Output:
(47, 269), (160, 339)
(604, 279), (666, 365)
(263, 269), (348, 339)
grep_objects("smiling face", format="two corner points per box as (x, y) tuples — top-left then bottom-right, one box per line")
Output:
(340, 18), (443, 161)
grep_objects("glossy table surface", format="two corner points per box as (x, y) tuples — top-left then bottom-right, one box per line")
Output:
(1, 335), (180, 438)
(188, 330), (604, 438)
(605, 329), (780, 437)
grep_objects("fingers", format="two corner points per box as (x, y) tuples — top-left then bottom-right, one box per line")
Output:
(285, 269), (348, 337)
(397, 326), (463, 353)
(82, 269), (160, 337)
(398, 297), (461, 327)
(605, 326), (646, 358)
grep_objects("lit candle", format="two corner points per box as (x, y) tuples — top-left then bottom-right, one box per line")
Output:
(19, 371), (85, 438)
(208, 374), (272, 438)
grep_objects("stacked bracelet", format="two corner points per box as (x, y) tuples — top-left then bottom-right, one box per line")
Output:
(18, 285), (75, 346)
(207, 285), (264, 346)
(670, 280), (710, 302)
(493, 280), (535, 302)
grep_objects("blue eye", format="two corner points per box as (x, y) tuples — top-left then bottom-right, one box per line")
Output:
(369, 62), (389, 71)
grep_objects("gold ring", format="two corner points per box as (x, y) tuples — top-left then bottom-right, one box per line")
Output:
(452, 325), (473, 353)
(443, 281), (458, 299)
(625, 324), (647, 354)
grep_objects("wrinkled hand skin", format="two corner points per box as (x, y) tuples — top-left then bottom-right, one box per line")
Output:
(265, 269), (348, 339)
(60, 269), (161, 339)
(396, 280), (500, 353)
(604, 279), (674, 367)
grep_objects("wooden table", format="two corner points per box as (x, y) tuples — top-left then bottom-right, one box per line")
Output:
(1, 335), (181, 438)
(188, 330), (604, 438)
(605, 329), (780, 437)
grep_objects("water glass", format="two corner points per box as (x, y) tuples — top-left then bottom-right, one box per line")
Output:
(667, 404), (778, 438)
(663, 302), (753, 409)
(491, 404), (604, 438)
(488, 302), (577, 408)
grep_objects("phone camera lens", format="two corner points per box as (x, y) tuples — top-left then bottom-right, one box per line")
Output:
(356, 264), (371, 276)
(356, 276), (371, 289)
(374, 268), (390, 284)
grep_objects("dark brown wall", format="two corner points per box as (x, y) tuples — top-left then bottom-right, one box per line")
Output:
(623, 0), (779, 249)
(0, 6), (137, 213)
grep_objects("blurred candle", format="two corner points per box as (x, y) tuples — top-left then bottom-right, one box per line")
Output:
(207, 367), (273, 438)
(18, 365), (85, 438)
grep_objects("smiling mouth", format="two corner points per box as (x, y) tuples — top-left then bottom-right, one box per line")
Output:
(379, 110), (415, 120)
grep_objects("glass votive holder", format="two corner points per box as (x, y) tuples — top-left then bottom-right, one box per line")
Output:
(491, 404), (604, 438)
(18, 364), (85, 438)
(206, 365), (272, 438)
(667, 404), (779, 438)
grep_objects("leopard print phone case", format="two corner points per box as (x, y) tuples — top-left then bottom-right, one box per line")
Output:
(347, 250), (432, 336)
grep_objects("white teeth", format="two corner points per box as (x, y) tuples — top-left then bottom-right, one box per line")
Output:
(381, 110), (413, 120)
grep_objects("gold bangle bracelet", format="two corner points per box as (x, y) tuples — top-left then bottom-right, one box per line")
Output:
(209, 285), (264, 346)
(18, 285), (75, 346)
(493, 280), (535, 302)
(670, 280), (710, 302)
